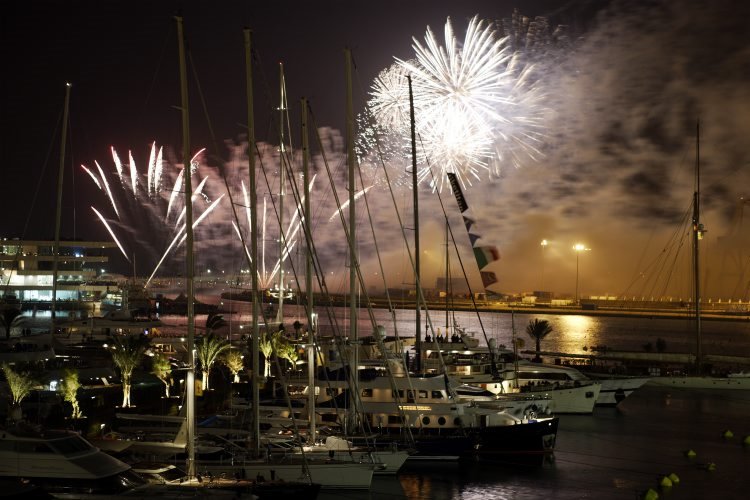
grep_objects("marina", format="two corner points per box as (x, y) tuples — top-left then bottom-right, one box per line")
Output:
(5, 1), (750, 498)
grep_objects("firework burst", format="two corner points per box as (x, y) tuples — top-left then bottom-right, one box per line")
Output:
(82, 143), (220, 281)
(367, 15), (549, 192)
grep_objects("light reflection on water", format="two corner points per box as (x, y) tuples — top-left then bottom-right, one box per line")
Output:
(185, 301), (750, 358)
(179, 297), (750, 499)
(317, 386), (750, 500)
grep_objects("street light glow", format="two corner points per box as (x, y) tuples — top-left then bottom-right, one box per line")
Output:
(573, 243), (590, 305)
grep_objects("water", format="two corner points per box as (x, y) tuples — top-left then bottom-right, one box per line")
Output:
(166, 298), (750, 498)
(182, 298), (750, 358)
(318, 386), (750, 499)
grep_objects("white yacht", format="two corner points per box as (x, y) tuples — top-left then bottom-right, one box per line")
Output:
(0, 423), (147, 497)
(422, 339), (608, 414)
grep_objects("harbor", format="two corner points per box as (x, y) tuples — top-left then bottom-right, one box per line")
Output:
(5, 0), (750, 498)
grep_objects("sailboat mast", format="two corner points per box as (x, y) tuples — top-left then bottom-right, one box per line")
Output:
(693, 121), (702, 373)
(175, 16), (196, 479)
(408, 75), (422, 372)
(277, 64), (287, 326)
(445, 219), (449, 334)
(345, 48), (358, 375)
(243, 28), (261, 457)
(301, 96), (316, 444)
(51, 82), (71, 323)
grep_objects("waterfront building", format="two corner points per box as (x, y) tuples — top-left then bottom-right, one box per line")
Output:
(0, 238), (117, 307)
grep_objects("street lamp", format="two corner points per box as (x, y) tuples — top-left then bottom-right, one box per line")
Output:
(573, 243), (588, 304)
(540, 240), (548, 291)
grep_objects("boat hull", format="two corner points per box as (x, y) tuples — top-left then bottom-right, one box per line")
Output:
(524, 384), (601, 414)
(647, 375), (750, 389)
(199, 460), (374, 489)
(474, 417), (558, 466)
(595, 377), (651, 406)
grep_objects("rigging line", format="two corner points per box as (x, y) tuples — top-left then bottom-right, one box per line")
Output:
(2, 106), (64, 295)
(142, 17), (172, 110)
(305, 105), (380, 337)
(250, 46), (288, 171)
(186, 50), (252, 298)
(655, 205), (693, 299)
(416, 130), (496, 366)
(350, 101), (459, 420)
(254, 136), (344, 351)
(307, 104), (406, 425)
(355, 137), (402, 338)
(351, 101), (448, 371)
(255, 142), (301, 294)
(354, 150), (418, 442)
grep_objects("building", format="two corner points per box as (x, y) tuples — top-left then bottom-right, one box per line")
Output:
(0, 239), (117, 307)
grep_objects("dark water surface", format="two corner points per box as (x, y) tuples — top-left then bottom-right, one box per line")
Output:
(169, 300), (750, 498)
(187, 300), (750, 358)
(319, 386), (750, 499)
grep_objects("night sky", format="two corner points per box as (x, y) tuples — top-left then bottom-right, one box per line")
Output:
(3, 0), (750, 300)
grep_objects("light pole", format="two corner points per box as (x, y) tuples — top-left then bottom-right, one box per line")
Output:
(573, 243), (587, 304)
(540, 239), (548, 291)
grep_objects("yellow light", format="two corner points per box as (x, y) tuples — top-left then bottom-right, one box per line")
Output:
(573, 243), (586, 252)
(398, 405), (433, 411)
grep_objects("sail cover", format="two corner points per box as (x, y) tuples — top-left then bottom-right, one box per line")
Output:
(447, 172), (500, 289)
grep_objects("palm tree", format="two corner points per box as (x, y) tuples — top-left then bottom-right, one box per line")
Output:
(259, 330), (282, 378)
(1, 363), (36, 420)
(151, 353), (172, 397)
(526, 319), (554, 362)
(110, 335), (149, 407)
(196, 333), (229, 391)
(205, 312), (228, 334)
(0, 306), (24, 339)
(59, 368), (83, 418)
(223, 349), (244, 383)
(277, 341), (299, 373)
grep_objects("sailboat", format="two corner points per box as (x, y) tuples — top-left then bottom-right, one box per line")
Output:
(285, 70), (559, 465)
(202, 33), (375, 491)
(648, 123), (750, 389)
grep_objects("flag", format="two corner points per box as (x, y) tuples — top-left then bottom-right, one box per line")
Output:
(474, 246), (500, 269)
(447, 172), (501, 291)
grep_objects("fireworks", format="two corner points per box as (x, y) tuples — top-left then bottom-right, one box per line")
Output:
(367, 15), (549, 192)
(82, 143), (218, 280)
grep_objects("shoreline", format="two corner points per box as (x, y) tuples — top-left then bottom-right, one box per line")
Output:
(214, 291), (750, 323)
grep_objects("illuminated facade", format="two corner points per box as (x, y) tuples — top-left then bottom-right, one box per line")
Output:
(0, 239), (117, 305)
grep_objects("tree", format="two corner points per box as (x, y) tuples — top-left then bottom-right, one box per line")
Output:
(259, 330), (282, 378)
(110, 335), (149, 407)
(526, 319), (554, 362)
(59, 368), (83, 418)
(1, 363), (36, 419)
(205, 312), (228, 334)
(151, 354), (172, 397)
(0, 306), (24, 340)
(196, 333), (229, 391)
(224, 349), (244, 383)
(277, 341), (299, 373)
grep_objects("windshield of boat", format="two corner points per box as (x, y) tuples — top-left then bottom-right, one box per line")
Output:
(49, 434), (94, 455)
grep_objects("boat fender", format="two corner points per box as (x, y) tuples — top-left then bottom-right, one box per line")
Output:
(642, 488), (659, 500)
